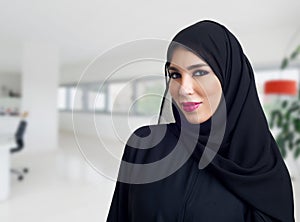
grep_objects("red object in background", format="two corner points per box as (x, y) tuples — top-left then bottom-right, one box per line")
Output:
(264, 80), (298, 95)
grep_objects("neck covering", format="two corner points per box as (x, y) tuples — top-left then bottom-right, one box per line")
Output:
(159, 20), (295, 221)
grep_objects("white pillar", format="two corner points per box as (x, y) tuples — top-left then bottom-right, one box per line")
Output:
(22, 42), (59, 151)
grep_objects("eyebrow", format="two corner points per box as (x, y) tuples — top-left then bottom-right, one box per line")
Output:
(168, 63), (208, 71)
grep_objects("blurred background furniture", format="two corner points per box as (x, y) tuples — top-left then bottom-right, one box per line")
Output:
(10, 112), (28, 181)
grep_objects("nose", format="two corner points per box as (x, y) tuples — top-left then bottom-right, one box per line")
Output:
(179, 74), (194, 96)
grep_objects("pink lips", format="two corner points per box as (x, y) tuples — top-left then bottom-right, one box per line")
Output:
(182, 102), (202, 112)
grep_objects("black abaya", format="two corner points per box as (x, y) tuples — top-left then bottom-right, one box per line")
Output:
(108, 124), (249, 222)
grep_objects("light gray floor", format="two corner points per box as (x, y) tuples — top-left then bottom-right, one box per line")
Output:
(0, 131), (299, 222)
(0, 132), (116, 222)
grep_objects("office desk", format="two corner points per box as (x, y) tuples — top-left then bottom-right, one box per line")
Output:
(0, 135), (14, 202)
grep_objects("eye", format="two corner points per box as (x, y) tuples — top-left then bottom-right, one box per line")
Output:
(193, 70), (209, 77)
(168, 72), (181, 79)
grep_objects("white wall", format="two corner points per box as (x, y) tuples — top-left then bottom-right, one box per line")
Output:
(224, 25), (298, 68)
(59, 62), (87, 85)
(0, 116), (19, 135)
(22, 42), (59, 151)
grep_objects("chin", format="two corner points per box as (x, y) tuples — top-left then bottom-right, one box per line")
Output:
(184, 113), (210, 124)
(187, 120), (203, 124)
(185, 116), (203, 124)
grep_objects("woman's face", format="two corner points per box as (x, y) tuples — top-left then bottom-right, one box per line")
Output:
(168, 47), (223, 124)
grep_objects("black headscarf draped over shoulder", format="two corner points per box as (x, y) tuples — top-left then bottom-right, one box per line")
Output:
(162, 20), (295, 221)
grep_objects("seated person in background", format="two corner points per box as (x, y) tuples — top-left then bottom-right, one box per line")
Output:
(10, 111), (28, 154)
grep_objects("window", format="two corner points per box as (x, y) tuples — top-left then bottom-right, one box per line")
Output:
(107, 82), (133, 113)
(70, 87), (83, 111)
(57, 87), (67, 110)
(87, 83), (107, 111)
(57, 76), (165, 116)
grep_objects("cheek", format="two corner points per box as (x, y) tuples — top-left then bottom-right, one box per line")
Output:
(196, 76), (222, 103)
(203, 79), (222, 106)
(169, 81), (179, 99)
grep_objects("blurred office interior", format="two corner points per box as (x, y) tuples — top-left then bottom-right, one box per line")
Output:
(0, 1), (300, 221)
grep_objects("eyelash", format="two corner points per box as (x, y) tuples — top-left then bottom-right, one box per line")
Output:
(168, 70), (209, 79)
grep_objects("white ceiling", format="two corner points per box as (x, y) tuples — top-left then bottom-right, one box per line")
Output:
(0, 0), (300, 73)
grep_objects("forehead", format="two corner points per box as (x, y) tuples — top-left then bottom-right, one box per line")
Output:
(170, 47), (207, 68)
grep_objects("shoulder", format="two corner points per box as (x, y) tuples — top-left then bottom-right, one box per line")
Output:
(127, 123), (176, 144)
(132, 124), (165, 135)
(122, 123), (178, 163)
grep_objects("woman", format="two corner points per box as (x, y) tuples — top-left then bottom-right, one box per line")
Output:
(107, 20), (295, 221)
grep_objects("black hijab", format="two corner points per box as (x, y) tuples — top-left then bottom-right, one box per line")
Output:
(159, 20), (295, 221)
